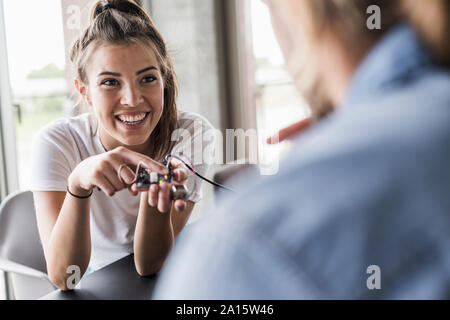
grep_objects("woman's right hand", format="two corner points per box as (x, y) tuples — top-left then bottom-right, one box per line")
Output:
(68, 146), (169, 197)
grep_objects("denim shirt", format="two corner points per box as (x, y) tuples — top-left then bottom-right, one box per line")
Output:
(154, 24), (450, 299)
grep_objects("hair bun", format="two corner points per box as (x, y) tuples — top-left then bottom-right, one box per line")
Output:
(91, 0), (147, 22)
(101, 4), (116, 11)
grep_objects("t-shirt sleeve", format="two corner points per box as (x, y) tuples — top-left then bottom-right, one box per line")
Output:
(171, 112), (216, 203)
(30, 122), (76, 192)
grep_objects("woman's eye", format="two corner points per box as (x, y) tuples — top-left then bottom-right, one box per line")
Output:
(142, 76), (156, 84)
(101, 79), (119, 86)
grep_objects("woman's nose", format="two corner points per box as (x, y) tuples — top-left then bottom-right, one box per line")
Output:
(120, 85), (144, 107)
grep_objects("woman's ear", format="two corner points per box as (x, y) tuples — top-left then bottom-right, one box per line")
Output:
(74, 79), (84, 94)
(74, 79), (93, 107)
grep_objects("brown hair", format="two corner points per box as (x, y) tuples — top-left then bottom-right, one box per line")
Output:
(403, 0), (450, 68)
(70, 0), (178, 161)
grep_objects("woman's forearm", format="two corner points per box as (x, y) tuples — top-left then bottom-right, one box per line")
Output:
(46, 188), (92, 290)
(133, 192), (175, 276)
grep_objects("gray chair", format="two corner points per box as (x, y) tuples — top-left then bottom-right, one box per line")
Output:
(213, 163), (257, 193)
(0, 190), (56, 299)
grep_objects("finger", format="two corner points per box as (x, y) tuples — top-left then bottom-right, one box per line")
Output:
(172, 167), (188, 183)
(136, 186), (151, 193)
(128, 185), (138, 196)
(92, 175), (117, 197)
(157, 182), (171, 213)
(266, 118), (312, 144)
(106, 157), (137, 186)
(174, 199), (187, 212)
(117, 164), (137, 185)
(169, 158), (183, 168)
(132, 183), (149, 194)
(148, 184), (159, 207)
(114, 147), (168, 174)
(102, 162), (126, 191)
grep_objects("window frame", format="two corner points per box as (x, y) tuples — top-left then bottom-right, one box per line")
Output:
(218, 0), (257, 131)
(0, 0), (19, 201)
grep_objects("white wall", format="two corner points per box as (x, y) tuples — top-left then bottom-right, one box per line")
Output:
(149, 0), (226, 221)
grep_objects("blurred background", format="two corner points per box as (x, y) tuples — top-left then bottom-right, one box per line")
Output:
(0, 0), (310, 299)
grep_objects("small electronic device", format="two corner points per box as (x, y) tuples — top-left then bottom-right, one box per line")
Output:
(135, 168), (173, 187)
(135, 165), (190, 201)
(134, 153), (233, 201)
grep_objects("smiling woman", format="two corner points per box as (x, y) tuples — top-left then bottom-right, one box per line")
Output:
(29, 0), (215, 290)
(81, 43), (166, 153)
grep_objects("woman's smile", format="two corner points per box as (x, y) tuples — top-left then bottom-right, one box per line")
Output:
(115, 111), (151, 130)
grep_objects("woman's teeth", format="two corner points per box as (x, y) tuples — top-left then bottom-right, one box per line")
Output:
(117, 113), (148, 124)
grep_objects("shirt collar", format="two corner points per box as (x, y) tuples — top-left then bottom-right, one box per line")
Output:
(341, 23), (435, 109)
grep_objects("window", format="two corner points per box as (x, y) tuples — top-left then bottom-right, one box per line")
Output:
(3, 0), (68, 190)
(249, 0), (310, 166)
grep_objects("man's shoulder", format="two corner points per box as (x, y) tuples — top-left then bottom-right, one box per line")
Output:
(348, 70), (450, 144)
(288, 72), (450, 172)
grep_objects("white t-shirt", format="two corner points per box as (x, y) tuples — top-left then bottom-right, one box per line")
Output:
(30, 110), (215, 271)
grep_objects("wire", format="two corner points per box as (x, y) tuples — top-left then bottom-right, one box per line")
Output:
(117, 161), (147, 185)
(116, 155), (235, 201)
(166, 154), (235, 193)
(165, 153), (198, 200)
(193, 171), (234, 192)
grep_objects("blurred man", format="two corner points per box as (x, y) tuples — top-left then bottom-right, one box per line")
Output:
(154, 0), (450, 299)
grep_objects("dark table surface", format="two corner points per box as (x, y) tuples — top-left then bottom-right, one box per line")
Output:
(40, 254), (158, 300)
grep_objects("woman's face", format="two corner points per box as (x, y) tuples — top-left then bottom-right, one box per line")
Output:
(83, 42), (165, 151)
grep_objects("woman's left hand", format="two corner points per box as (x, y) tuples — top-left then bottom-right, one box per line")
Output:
(131, 158), (189, 213)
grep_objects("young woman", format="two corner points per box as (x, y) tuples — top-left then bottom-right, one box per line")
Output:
(30, 0), (214, 290)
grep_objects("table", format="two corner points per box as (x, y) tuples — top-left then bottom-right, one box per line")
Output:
(40, 254), (158, 300)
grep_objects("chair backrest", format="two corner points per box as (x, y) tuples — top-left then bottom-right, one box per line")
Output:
(0, 190), (47, 274)
(213, 164), (257, 192)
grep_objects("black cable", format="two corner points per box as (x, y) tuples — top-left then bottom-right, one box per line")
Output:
(166, 154), (235, 192)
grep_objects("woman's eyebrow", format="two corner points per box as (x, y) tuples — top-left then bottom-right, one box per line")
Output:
(136, 66), (157, 75)
(98, 66), (157, 77)
(98, 71), (121, 77)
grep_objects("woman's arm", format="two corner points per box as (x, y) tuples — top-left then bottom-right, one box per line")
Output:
(133, 189), (194, 276)
(34, 146), (169, 290)
(33, 189), (92, 291)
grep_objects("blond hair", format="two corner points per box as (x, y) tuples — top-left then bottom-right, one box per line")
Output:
(289, 0), (449, 118)
(295, 0), (401, 61)
(70, 0), (178, 161)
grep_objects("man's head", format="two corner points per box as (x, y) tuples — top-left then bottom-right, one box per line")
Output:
(263, 0), (448, 119)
